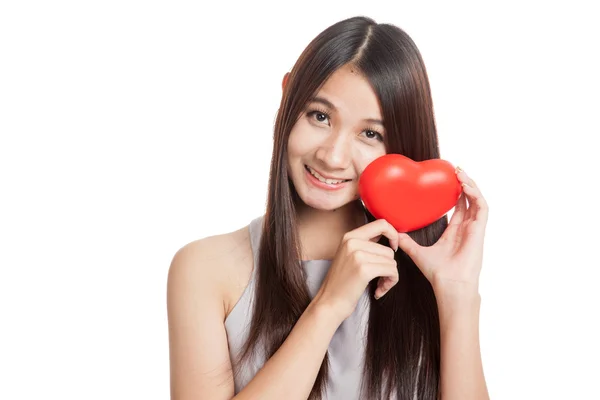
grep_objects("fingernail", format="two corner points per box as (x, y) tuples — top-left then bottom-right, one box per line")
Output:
(455, 166), (463, 174)
(461, 182), (471, 188)
(374, 293), (380, 300)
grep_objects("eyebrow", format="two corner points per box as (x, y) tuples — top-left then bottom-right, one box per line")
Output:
(309, 96), (385, 127)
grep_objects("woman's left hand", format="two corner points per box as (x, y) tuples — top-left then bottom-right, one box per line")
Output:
(396, 167), (489, 292)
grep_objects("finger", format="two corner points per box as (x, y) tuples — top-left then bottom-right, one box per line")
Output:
(344, 219), (399, 251)
(448, 191), (467, 226)
(351, 248), (398, 267)
(346, 238), (396, 259)
(456, 167), (477, 189)
(439, 192), (467, 243)
(456, 168), (488, 222)
(367, 263), (399, 299)
(397, 232), (424, 266)
(375, 276), (398, 300)
(358, 259), (398, 282)
(461, 181), (489, 224)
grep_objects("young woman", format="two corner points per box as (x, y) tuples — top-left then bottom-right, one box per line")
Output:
(167, 16), (490, 400)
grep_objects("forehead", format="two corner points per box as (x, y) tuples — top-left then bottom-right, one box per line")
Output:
(313, 65), (382, 117)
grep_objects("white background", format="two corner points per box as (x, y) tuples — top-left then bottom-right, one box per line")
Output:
(1, 0), (599, 399)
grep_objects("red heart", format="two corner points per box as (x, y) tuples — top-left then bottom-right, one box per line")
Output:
(358, 154), (462, 233)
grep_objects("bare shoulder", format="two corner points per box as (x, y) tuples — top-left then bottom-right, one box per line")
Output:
(166, 222), (254, 399)
(167, 223), (254, 318)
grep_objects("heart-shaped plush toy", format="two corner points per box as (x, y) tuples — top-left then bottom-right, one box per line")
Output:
(358, 154), (462, 233)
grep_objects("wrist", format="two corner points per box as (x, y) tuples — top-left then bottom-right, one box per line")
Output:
(307, 296), (346, 329)
(433, 278), (481, 313)
(433, 275), (480, 299)
(309, 293), (350, 326)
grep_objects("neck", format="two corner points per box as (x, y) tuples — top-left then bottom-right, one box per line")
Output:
(296, 200), (366, 261)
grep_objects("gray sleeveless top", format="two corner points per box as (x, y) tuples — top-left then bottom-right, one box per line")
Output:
(224, 215), (372, 399)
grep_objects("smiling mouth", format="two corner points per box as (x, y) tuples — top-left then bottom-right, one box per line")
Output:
(305, 165), (352, 185)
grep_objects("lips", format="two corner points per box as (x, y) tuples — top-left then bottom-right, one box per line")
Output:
(304, 165), (352, 186)
(304, 165), (351, 184)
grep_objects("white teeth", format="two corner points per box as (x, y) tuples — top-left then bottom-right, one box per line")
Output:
(307, 166), (346, 185)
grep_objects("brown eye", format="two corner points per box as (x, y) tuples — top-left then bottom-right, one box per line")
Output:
(315, 112), (328, 122)
(307, 110), (331, 124)
(363, 130), (384, 142)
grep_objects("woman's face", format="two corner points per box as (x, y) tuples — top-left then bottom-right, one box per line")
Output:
(287, 64), (387, 211)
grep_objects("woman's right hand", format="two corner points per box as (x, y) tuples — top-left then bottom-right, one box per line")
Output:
(312, 219), (400, 321)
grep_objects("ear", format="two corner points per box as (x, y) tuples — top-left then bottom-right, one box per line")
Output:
(282, 72), (290, 91)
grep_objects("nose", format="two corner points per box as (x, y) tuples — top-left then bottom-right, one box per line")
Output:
(314, 129), (352, 170)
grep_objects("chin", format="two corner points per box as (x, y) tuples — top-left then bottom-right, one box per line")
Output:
(295, 188), (358, 212)
(289, 162), (359, 211)
(305, 199), (349, 211)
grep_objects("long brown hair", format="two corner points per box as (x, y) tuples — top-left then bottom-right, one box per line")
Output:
(235, 16), (446, 399)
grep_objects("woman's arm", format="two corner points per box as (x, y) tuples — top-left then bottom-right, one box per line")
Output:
(434, 282), (489, 400)
(232, 300), (340, 400)
(396, 168), (491, 400)
(167, 238), (236, 400)
(167, 236), (342, 400)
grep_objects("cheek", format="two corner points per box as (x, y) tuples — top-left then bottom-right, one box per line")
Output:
(354, 146), (386, 175)
(287, 122), (321, 158)
(287, 127), (301, 159)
